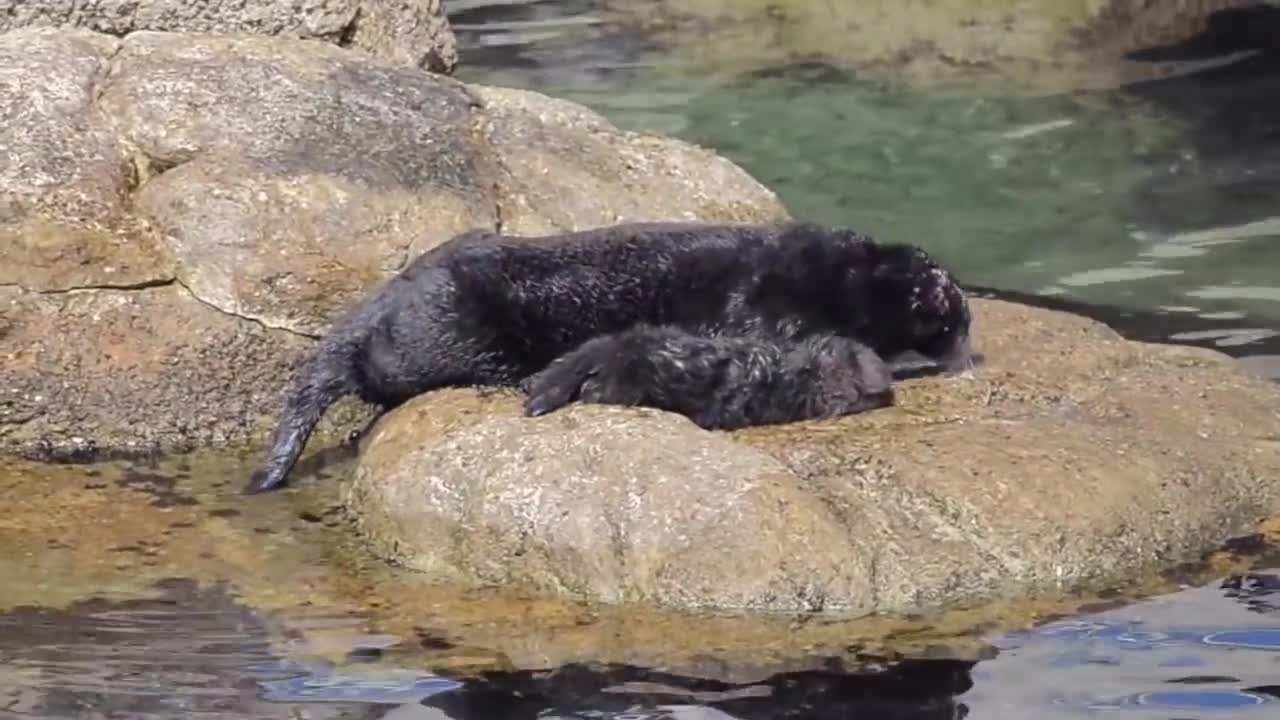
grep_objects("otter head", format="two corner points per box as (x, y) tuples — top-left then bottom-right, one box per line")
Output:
(856, 244), (974, 372)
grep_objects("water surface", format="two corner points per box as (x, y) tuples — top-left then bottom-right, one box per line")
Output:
(450, 0), (1280, 379)
(2, 450), (1280, 718)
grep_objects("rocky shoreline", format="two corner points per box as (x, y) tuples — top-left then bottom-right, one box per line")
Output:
(0, 25), (785, 461)
(346, 298), (1280, 614)
(3, 7), (1280, 617)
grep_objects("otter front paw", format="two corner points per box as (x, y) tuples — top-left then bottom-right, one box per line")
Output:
(522, 340), (613, 418)
(523, 369), (584, 417)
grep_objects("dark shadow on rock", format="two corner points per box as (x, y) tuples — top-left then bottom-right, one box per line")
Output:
(23, 436), (161, 465)
(888, 352), (987, 382)
(423, 658), (976, 720)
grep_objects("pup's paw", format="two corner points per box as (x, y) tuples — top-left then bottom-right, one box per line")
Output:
(523, 334), (631, 418)
(521, 358), (596, 419)
(523, 370), (582, 418)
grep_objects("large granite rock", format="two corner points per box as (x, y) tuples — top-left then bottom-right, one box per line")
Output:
(0, 27), (787, 458)
(0, 0), (458, 73)
(347, 298), (1280, 614)
(0, 29), (172, 293)
(471, 85), (783, 236)
(102, 31), (499, 335)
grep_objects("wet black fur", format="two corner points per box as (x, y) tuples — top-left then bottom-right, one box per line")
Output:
(522, 324), (895, 428)
(246, 221), (973, 494)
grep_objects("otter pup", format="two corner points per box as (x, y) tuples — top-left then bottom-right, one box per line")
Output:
(246, 221), (973, 494)
(521, 323), (897, 429)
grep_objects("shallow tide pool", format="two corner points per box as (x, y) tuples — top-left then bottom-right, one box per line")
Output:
(1, 450), (1279, 718)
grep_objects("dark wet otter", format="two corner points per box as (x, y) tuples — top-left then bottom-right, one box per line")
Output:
(246, 221), (974, 494)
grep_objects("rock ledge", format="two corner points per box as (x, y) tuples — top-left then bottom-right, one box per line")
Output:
(347, 298), (1280, 614)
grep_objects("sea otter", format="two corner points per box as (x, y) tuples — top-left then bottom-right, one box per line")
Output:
(245, 220), (973, 494)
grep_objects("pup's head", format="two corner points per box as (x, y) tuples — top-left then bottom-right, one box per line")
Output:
(856, 244), (974, 371)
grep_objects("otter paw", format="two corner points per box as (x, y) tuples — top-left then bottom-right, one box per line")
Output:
(523, 367), (591, 417)
(522, 337), (621, 417)
(521, 362), (592, 418)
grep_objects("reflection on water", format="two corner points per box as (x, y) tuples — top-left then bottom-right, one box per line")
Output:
(0, 434), (1278, 719)
(3, 453), (1280, 718)
(415, 658), (974, 720)
(10, 570), (1280, 718)
(0, 579), (460, 718)
(965, 574), (1280, 718)
(449, 0), (1280, 380)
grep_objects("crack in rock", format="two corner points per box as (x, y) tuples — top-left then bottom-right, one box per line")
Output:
(32, 278), (176, 295)
(169, 276), (320, 340)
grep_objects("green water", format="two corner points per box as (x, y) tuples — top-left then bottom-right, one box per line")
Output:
(451, 0), (1280, 375)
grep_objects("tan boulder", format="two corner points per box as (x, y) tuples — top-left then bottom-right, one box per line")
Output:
(0, 28), (787, 458)
(346, 298), (1280, 613)
(0, 29), (173, 293)
(0, 0), (457, 72)
(471, 85), (787, 234)
(100, 31), (501, 334)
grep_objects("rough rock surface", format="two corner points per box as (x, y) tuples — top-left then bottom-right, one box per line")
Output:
(347, 298), (1280, 614)
(0, 27), (787, 458)
(1, 284), (314, 459)
(101, 31), (500, 335)
(597, 0), (1266, 94)
(0, 29), (171, 292)
(349, 397), (860, 610)
(472, 86), (786, 235)
(0, 0), (458, 73)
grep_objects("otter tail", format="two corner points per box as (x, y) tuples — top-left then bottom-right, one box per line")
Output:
(244, 336), (358, 494)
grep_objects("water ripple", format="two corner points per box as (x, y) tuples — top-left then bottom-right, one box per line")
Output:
(256, 669), (462, 704)
(0, 583), (457, 717)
